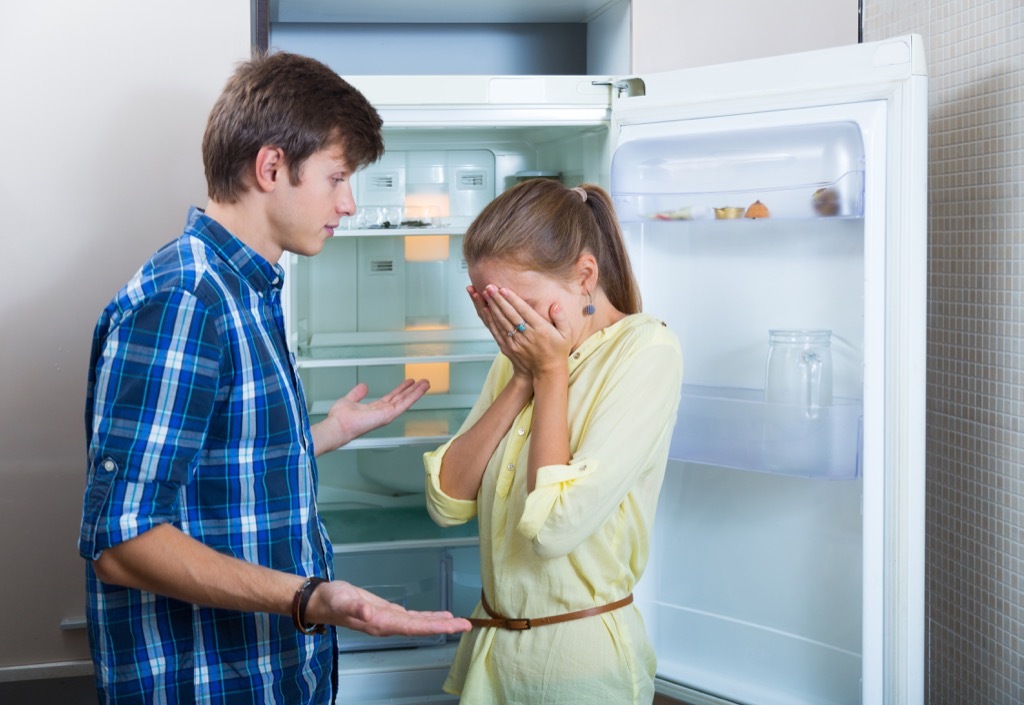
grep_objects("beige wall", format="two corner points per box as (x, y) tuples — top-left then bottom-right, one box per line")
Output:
(631, 0), (859, 73)
(863, 1), (1024, 702)
(0, 1), (251, 677)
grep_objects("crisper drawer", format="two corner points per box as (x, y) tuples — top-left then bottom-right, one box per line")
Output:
(333, 548), (450, 652)
(327, 544), (482, 653)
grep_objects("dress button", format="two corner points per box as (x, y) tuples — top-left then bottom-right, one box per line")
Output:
(102, 459), (116, 472)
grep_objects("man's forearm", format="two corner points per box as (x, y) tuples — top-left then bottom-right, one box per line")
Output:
(92, 523), (302, 616)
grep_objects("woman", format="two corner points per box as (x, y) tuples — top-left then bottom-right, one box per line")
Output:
(424, 179), (683, 704)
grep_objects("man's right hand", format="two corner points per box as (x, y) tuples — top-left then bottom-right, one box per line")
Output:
(307, 580), (472, 636)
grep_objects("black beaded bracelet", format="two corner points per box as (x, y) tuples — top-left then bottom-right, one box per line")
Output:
(292, 576), (328, 635)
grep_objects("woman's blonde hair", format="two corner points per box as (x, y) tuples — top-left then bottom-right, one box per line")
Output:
(462, 180), (641, 314)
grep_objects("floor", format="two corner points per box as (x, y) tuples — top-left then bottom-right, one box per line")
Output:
(0, 675), (689, 704)
(0, 676), (97, 705)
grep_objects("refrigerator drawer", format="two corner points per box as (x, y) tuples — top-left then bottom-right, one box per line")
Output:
(337, 644), (462, 704)
(333, 548), (450, 652)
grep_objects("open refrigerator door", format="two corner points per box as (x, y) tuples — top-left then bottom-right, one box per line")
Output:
(611, 35), (927, 705)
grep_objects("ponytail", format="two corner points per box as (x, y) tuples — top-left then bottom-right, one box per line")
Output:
(574, 184), (642, 315)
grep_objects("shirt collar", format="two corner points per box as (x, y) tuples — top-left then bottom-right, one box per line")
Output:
(185, 206), (284, 295)
(568, 313), (643, 369)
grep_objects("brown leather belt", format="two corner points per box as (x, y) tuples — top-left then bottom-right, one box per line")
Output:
(468, 591), (634, 630)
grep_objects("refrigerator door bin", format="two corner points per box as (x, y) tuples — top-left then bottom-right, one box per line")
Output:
(640, 460), (862, 705)
(614, 169), (865, 223)
(610, 121), (866, 222)
(670, 384), (862, 479)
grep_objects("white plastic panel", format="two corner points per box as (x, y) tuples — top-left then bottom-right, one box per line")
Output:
(637, 460), (863, 705)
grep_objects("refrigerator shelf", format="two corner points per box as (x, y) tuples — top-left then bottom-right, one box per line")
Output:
(297, 339), (498, 367)
(321, 507), (478, 548)
(332, 226), (469, 238)
(671, 384), (862, 479)
(613, 169), (865, 223)
(310, 407), (471, 449)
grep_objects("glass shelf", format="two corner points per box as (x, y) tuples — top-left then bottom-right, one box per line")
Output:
(321, 507), (479, 548)
(310, 407), (471, 449)
(671, 384), (862, 479)
(332, 225), (469, 237)
(297, 339), (498, 367)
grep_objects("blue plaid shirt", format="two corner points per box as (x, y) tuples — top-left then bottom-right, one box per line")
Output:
(80, 207), (336, 704)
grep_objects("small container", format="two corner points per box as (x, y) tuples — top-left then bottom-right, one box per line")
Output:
(714, 206), (745, 219)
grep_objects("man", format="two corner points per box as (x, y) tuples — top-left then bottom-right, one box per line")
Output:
(79, 52), (470, 704)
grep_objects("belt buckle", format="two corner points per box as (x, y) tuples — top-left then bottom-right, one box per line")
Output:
(506, 618), (531, 630)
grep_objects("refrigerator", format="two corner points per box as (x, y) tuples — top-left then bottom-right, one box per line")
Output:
(281, 34), (926, 705)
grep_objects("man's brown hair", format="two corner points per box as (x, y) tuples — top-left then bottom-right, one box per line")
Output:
(202, 51), (384, 204)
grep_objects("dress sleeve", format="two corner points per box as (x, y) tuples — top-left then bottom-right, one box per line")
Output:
(423, 355), (513, 527)
(517, 337), (682, 558)
(79, 289), (223, 559)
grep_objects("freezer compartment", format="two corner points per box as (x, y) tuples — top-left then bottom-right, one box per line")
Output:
(611, 121), (865, 221)
(342, 149), (495, 231)
(641, 461), (862, 705)
(671, 384), (862, 479)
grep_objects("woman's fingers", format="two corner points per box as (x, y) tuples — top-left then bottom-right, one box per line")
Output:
(484, 285), (537, 332)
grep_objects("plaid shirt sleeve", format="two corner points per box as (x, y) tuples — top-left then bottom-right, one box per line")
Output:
(80, 286), (223, 557)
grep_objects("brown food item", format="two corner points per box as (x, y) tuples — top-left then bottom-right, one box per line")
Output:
(812, 187), (840, 216)
(744, 200), (770, 219)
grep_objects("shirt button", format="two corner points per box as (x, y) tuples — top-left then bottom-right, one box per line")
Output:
(517, 429), (525, 436)
(507, 463), (515, 470)
(573, 352), (581, 360)
(102, 459), (116, 472)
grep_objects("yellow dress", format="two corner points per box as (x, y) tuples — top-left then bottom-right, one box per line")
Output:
(424, 313), (683, 705)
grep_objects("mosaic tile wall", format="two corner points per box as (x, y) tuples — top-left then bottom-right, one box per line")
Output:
(863, 1), (1023, 702)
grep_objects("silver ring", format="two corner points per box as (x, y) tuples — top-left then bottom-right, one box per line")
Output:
(507, 329), (516, 337)
(516, 322), (527, 333)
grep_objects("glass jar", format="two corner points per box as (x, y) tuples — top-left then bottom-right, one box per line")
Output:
(764, 330), (833, 419)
